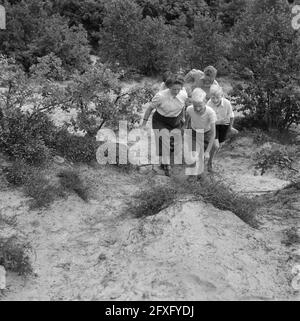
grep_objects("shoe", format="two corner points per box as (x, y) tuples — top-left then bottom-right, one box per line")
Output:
(164, 165), (171, 177)
(207, 163), (213, 173)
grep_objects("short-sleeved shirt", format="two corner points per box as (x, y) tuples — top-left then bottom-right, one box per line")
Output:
(185, 69), (219, 99)
(186, 105), (216, 132)
(151, 88), (188, 117)
(207, 97), (234, 125)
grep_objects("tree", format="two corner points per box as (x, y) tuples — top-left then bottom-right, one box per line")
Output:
(63, 62), (155, 137)
(187, 13), (228, 69)
(98, 0), (188, 74)
(230, 0), (300, 130)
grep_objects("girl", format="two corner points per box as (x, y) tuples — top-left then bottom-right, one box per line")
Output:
(142, 75), (188, 176)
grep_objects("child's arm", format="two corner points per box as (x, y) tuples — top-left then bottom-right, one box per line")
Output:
(183, 112), (191, 130)
(205, 122), (216, 156)
(141, 103), (155, 127)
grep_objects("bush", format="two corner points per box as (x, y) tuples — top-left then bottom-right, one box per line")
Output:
(53, 129), (98, 163)
(0, 109), (54, 166)
(230, 0), (300, 130)
(23, 172), (65, 209)
(29, 52), (67, 81)
(0, 2), (91, 72)
(63, 63), (155, 137)
(127, 185), (177, 218)
(231, 82), (300, 131)
(254, 146), (296, 175)
(98, 0), (188, 74)
(179, 176), (259, 228)
(187, 13), (228, 69)
(0, 236), (33, 276)
(3, 161), (33, 187)
(57, 169), (89, 202)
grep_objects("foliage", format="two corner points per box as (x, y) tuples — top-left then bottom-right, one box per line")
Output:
(23, 173), (65, 209)
(254, 146), (297, 175)
(126, 185), (177, 218)
(231, 82), (300, 130)
(63, 62), (155, 137)
(229, 0), (300, 130)
(0, 56), (66, 165)
(98, 0), (189, 74)
(4, 160), (34, 186)
(179, 175), (259, 228)
(29, 52), (66, 81)
(57, 169), (89, 202)
(0, 236), (33, 276)
(0, 1), (91, 72)
(187, 13), (228, 69)
(53, 129), (98, 163)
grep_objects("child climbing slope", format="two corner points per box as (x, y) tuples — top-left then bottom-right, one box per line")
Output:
(184, 88), (216, 173)
(206, 85), (238, 171)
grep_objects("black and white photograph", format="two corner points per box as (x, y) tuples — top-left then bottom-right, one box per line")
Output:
(0, 0), (299, 305)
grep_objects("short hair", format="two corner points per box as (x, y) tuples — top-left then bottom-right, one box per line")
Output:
(165, 75), (184, 88)
(210, 84), (223, 96)
(204, 65), (217, 78)
(191, 88), (206, 103)
(162, 71), (172, 83)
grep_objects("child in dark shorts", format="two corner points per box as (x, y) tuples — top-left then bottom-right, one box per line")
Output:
(207, 85), (238, 171)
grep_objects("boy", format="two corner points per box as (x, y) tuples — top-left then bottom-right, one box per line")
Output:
(206, 85), (238, 171)
(184, 65), (219, 100)
(184, 88), (216, 172)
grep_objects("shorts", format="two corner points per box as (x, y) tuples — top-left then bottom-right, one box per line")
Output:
(191, 129), (212, 151)
(215, 125), (230, 143)
(152, 110), (184, 156)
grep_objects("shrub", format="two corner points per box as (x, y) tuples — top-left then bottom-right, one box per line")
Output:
(23, 172), (65, 209)
(53, 129), (98, 163)
(230, 0), (300, 130)
(3, 161), (33, 187)
(0, 109), (54, 166)
(0, 236), (33, 276)
(63, 63), (155, 137)
(127, 185), (177, 218)
(187, 13), (228, 68)
(29, 52), (67, 81)
(98, 0), (188, 74)
(254, 147), (296, 175)
(179, 176), (259, 228)
(57, 169), (89, 202)
(0, 2), (91, 72)
(231, 82), (300, 131)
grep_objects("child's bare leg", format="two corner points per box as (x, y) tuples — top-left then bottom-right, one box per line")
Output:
(207, 139), (219, 171)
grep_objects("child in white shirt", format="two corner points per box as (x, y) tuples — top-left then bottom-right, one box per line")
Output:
(184, 88), (216, 171)
(206, 85), (238, 170)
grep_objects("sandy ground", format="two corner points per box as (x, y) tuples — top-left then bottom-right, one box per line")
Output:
(0, 134), (299, 301)
(0, 78), (299, 301)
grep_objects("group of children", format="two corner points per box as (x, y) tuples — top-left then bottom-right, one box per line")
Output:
(142, 66), (238, 176)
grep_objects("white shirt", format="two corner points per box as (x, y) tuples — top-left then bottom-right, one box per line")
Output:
(186, 105), (216, 132)
(207, 97), (234, 125)
(152, 88), (188, 117)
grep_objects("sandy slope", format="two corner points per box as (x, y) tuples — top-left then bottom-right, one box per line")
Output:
(0, 78), (299, 301)
(0, 138), (299, 300)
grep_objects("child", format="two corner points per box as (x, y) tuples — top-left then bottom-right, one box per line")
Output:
(184, 65), (219, 100)
(184, 88), (216, 172)
(206, 85), (238, 171)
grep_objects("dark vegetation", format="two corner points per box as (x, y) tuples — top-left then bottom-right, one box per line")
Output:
(126, 176), (259, 228)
